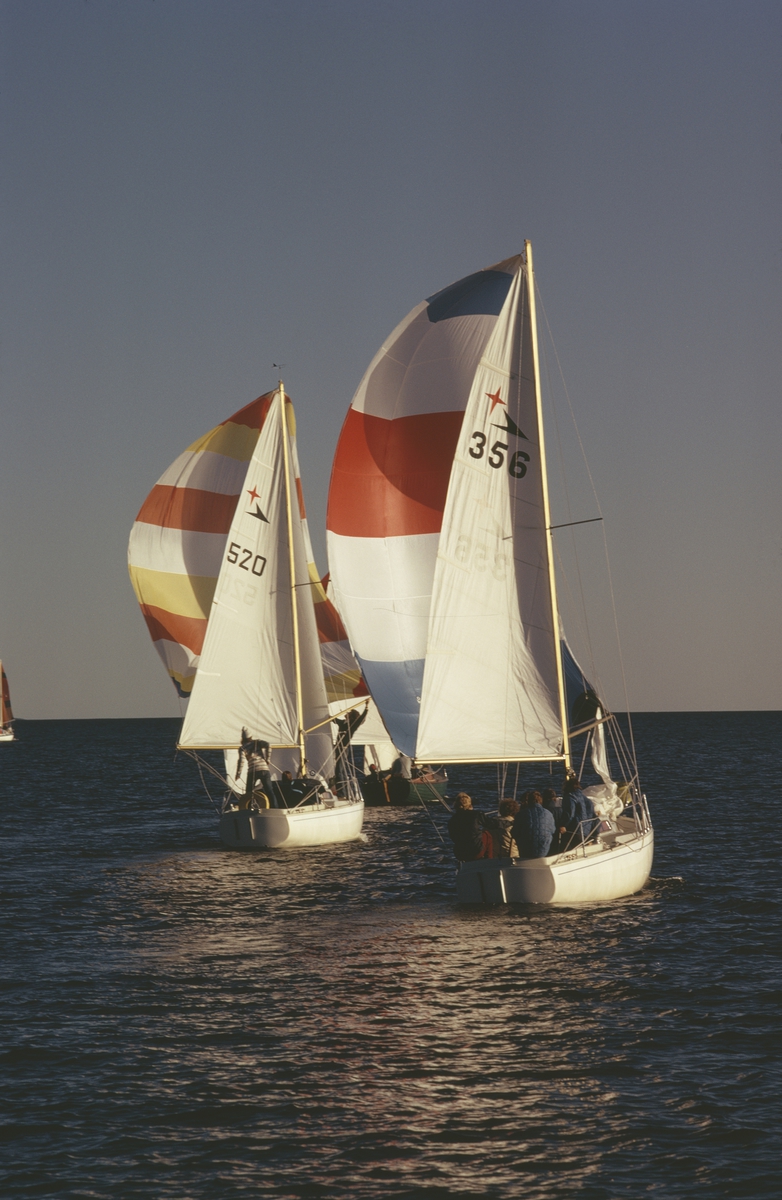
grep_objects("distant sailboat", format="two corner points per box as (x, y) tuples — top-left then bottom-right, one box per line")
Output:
(0, 661), (14, 742)
(129, 384), (364, 849)
(327, 244), (653, 903)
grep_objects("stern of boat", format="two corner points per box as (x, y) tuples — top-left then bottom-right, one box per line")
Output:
(456, 828), (654, 905)
(220, 798), (364, 849)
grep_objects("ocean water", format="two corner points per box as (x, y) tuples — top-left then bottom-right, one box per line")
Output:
(1, 712), (780, 1199)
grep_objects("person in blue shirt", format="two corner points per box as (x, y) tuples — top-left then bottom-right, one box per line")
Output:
(561, 773), (600, 848)
(512, 791), (556, 859)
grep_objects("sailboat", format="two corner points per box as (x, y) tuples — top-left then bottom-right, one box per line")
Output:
(129, 384), (364, 849)
(0, 661), (14, 742)
(326, 243), (653, 903)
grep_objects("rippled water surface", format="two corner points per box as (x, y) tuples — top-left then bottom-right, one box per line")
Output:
(2, 714), (781, 1198)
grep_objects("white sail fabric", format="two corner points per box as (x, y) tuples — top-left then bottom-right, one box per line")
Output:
(584, 707), (623, 817)
(416, 266), (564, 761)
(363, 741), (398, 771)
(590, 709), (614, 787)
(179, 395), (333, 776)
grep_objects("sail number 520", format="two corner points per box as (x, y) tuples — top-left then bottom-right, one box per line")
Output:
(227, 542), (267, 576)
(468, 431), (529, 478)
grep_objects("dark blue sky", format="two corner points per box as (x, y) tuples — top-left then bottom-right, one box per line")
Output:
(1, 0), (780, 717)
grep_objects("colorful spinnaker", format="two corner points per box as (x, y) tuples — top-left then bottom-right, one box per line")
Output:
(327, 254), (567, 761)
(128, 392), (353, 721)
(128, 394), (274, 699)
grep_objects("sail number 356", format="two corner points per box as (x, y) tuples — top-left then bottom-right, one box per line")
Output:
(469, 432), (529, 477)
(227, 542), (267, 576)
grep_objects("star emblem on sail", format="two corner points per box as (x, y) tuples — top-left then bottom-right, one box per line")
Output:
(486, 386), (528, 438)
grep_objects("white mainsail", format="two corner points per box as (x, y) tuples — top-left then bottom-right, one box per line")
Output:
(415, 259), (565, 762)
(179, 392), (333, 777)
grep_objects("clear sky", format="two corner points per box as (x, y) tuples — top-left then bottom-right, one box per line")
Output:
(1, 0), (780, 719)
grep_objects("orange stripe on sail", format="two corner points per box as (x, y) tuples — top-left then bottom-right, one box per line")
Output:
(314, 597), (349, 644)
(221, 393), (274, 431)
(327, 408), (464, 537)
(136, 486), (239, 533)
(295, 477), (306, 520)
(141, 605), (208, 656)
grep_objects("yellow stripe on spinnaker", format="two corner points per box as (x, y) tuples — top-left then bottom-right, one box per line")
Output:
(168, 667), (197, 693)
(307, 559), (329, 602)
(187, 420), (261, 461)
(128, 565), (217, 619)
(324, 670), (364, 703)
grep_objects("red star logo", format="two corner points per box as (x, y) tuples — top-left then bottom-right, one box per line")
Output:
(486, 388), (505, 412)
(247, 486), (260, 503)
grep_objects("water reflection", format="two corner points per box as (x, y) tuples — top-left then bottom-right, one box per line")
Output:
(2, 716), (781, 1198)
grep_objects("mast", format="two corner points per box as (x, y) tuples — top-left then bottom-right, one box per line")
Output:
(525, 241), (571, 771)
(279, 382), (307, 776)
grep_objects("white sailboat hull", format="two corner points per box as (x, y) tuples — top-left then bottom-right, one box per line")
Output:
(456, 828), (654, 905)
(0, 728), (14, 742)
(220, 799), (364, 849)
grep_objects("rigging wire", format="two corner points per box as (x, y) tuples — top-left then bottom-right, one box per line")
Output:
(537, 283), (600, 689)
(193, 752), (226, 814)
(415, 786), (447, 843)
(535, 281), (639, 780)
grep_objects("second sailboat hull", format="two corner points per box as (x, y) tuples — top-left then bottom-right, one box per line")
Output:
(220, 800), (364, 849)
(456, 828), (654, 905)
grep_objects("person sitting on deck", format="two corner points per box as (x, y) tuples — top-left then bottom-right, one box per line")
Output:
(288, 775), (323, 806)
(363, 763), (387, 805)
(561, 773), (600, 849)
(541, 787), (564, 851)
(491, 798), (520, 858)
(512, 791), (556, 859)
(386, 758), (412, 805)
(447, 793), (493, 862)
(277, 770), (296, 808)
(542, 787), (562, 825)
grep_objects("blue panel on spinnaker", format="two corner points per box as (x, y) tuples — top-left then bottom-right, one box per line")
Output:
(356, 656), (424, 757)
(426, 270), (513, 323)
(561, 640), (601, 728)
